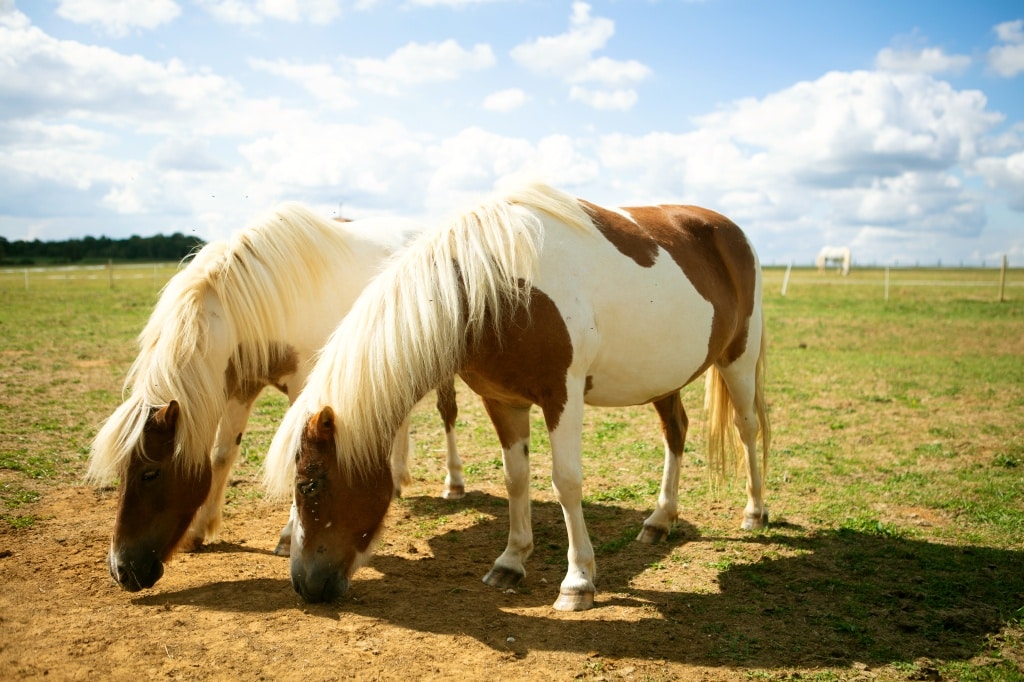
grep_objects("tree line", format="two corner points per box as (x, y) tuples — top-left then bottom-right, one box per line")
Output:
(0, 233), (205, 266)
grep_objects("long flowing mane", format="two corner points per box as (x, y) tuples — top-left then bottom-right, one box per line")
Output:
(88, 203), (358, 484)
(263, 183), (595, 497)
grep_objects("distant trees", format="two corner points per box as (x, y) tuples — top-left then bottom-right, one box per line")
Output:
(0, 233), (204, 265)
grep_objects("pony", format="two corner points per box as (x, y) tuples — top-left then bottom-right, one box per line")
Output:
(87, 203), (466, 593)
(263, 182), (771, 611)
(816, 245), (851, 275)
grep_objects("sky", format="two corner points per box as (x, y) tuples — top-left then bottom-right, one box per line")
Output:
(1, 0), (1023, 266)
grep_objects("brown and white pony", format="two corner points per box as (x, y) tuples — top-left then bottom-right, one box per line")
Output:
(263, 182), (771, 610)
(88, 203), (466, 592)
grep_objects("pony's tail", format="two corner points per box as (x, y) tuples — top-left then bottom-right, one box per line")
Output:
(704, 318), (770, 491)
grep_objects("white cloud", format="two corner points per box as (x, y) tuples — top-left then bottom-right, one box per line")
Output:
(483, 88), (527, 112)
(197, 0), (342, 25)
(238, 118), (433, 212)
(569, 86), (637, 111)
(409, 0), (508, 5)
(151, 137), (225, 172)
(349, 40), (495, 94)
(994, 19), (1024, 43)
(249, 58), (357, 108)
(426, 127), (599, 211)
(0, 17), (241, 129)
(875, 46), (970, 75)
(989, 20), (1024, 77)
(597, 68), (1010, 255)
(510, 2), (649, 110)
(976, 150), (1024, 210)
(55, 0), (180, 37)
(569, 56), (651, 87)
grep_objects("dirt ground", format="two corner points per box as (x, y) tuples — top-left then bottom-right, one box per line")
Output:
(0, 468), (776, 682)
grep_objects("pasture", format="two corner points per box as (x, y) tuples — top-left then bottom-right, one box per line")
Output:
(1, 263), (1022, 680)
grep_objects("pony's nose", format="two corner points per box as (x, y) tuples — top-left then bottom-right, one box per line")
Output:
(291, 564), (349, 603)
(109, 550), (164, 592)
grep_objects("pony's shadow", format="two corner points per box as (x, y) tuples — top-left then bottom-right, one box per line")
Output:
(195, 540), (277, 557)
(132, 578), (297, 612)
(131, 491), (1024, 669)
(334, 495), (1024, 669)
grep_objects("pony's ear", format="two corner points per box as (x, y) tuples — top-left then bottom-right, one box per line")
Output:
(149, 401), (180, 431)
(306, 406), (335, 442)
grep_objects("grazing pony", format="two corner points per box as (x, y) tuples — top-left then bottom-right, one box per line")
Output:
(263, 182), (770, 610)
(88, 204), (465, 592)
(816, 245), (851, 275)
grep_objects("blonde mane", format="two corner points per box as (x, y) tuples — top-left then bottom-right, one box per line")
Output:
(264, 182), (595, 497)
(88, 203), (357, 484)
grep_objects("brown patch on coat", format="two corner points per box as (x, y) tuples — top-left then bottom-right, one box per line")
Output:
(295, 407), (393, 572)
(459, 286), (573, 438)
(435, 376), (459, 433)
(581, 201), (757, 375)
(224, 343), (300, 404)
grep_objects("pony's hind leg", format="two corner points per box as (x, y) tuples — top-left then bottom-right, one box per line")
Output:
(715, 351), (769, 531)
(436, 377), (465, 499)
(184, 398), (254, 550)
(637, 392), (687, 543)
(480, 399), (533, 591)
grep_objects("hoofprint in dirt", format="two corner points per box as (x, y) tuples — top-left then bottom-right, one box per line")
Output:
(2, 471), (1022, 681)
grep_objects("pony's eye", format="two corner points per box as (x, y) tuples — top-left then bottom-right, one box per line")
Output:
(141, 469), (160, 482)
(298, 480), (319, 497)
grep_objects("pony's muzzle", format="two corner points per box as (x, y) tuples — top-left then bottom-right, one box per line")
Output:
(291, 563), (349, 603)
(108, 548), (164, 592)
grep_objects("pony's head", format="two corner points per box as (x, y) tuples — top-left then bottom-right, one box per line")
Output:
(88, 242), (229, 591)
(104, 401), (213, 591)
(286, 405), (393, 603)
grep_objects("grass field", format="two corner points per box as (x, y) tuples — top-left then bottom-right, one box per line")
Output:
(1, 262), (1022, 680)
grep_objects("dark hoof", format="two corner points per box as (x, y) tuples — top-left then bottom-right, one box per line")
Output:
(635, 524), (669, 544)
(442, 484), (465, 500)
(741, 509), (769, 531)
(483, 565), (524, 589)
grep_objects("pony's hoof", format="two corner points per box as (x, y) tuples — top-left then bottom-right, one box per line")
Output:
(741, 509), (769, 531)
(273, 539), (291, 556)
(635, 524), (669, 544)
(180, 536), (204, 553)
(553, 590), (595, 611)
(483, 565), (524, 589)
(442, 484), (465, 500)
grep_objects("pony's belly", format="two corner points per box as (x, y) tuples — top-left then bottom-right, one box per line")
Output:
(582, 340), (710, 406)
(579, 294), (715, 407)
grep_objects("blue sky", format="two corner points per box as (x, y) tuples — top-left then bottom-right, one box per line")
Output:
(2, 0), (1023, 266)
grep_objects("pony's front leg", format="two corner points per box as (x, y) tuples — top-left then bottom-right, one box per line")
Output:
(184, 398), (254, 550)
(480, 400), (533, 589)
(548, 396), (595, 611)
(389, 416), (414, 497)
(436, 377), (465, 499)
(274, 501), (296, 556)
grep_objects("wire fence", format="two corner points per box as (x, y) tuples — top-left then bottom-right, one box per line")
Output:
(0, 262), (182, 292)
(2, 261), (1021, 303)
(767, 260), (1021, 303)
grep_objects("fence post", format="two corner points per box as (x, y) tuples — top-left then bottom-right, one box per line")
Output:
(108, 259), (114, 290)
(884, 267), (890, 303)
(24, 268), (29, 291)
(781, 263), (792, 297)
(999, 255), (1008, 303)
